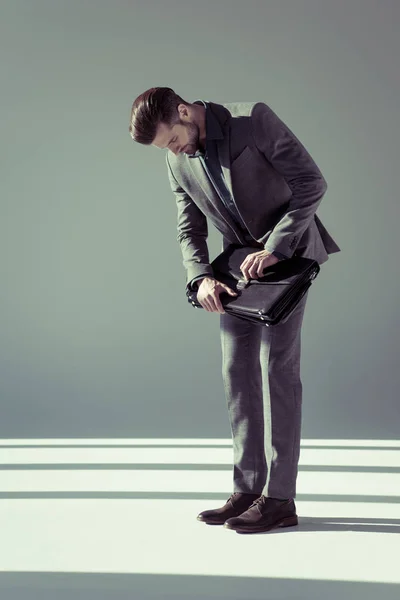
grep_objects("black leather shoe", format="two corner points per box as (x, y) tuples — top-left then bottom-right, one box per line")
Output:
(197, 492), (261, 525)
(224, 495), (298, 533)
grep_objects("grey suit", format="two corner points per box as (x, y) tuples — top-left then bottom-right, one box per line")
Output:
(166, 100), (341, 499)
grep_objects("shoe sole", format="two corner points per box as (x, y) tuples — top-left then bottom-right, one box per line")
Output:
(197, 516), (229, 525)
(223, 514), (298, 533)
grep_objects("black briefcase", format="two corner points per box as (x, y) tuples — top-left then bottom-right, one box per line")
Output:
(186, 243), (320, 326)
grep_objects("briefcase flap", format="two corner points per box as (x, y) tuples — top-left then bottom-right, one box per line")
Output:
(211, 244), (319, 288)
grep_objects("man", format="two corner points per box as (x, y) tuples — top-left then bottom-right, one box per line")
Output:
(129, 87), (340, 534)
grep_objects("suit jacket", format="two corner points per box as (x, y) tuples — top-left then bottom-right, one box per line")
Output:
(165, 101), (341, 293)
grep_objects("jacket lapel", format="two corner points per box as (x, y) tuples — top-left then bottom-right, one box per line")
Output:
(185, 105), (247, 245)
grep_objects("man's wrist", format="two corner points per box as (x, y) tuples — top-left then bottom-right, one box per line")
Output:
(194, 276), (213, 289)
(196, 276), (207, 285)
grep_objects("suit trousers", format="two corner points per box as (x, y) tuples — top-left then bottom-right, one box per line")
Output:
(219, 288), (309, 500)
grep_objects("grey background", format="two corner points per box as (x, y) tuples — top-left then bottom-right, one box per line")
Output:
(0, 0), (399, 440)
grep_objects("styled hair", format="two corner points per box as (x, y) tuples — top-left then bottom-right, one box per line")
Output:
(129, 87), (190, 145)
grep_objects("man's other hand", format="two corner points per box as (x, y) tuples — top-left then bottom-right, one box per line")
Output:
(239, 250), (280, 281)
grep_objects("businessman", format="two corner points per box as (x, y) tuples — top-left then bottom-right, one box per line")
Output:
(129, 87), (341, 534)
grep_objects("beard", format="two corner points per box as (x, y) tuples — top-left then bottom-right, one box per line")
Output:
(182, 121), (200, 153)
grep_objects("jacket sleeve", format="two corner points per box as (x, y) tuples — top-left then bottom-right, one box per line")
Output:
(251, 102), (328, 257)
(166, 153), (214, 292)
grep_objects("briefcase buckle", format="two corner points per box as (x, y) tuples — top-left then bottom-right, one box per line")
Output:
(237, 279), (249, 291)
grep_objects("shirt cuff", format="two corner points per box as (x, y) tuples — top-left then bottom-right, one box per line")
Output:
(270, 250), (289, 260)
(189, 275), (209, 291)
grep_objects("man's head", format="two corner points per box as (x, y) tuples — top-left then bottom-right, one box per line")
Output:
(129, 87), (206, 156)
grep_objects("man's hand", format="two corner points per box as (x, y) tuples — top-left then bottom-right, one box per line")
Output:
(240, 250), (280, 280)
(197, 277), (238, 314)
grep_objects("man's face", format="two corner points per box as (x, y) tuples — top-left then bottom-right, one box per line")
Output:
(152, 119), (201, 156)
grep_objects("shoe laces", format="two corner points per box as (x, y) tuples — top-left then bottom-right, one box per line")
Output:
(248, 495), (267, 510)
(249, 496), (290, 510)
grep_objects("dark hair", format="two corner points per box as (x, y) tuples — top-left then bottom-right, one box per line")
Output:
(129, 87), (190, 145)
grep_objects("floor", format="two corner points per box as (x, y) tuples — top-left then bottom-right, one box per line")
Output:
(0, 437), (399, 600)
